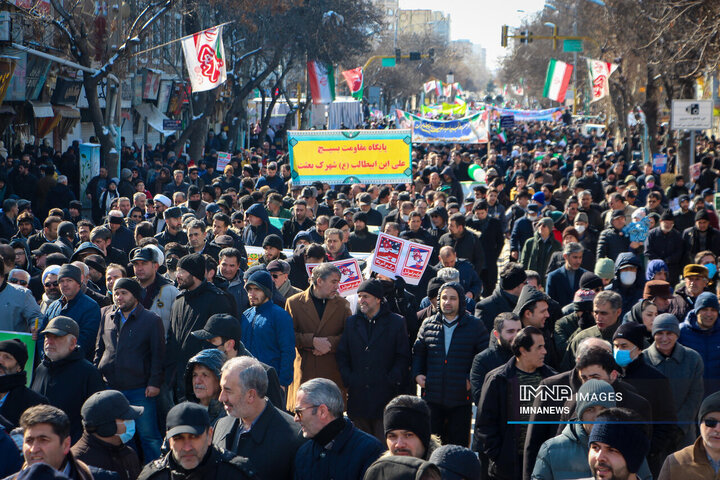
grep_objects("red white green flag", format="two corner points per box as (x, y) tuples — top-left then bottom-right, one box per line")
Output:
(341, 67), (363, 100)
(308, 61), (336, 105)
(181, 25), (227, 93)
(587, 58), (618, 103)
(543, 59), (573, 103)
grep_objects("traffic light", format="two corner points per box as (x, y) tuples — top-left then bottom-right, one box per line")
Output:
(409, 51), (421, 61)
(519, 31), (533, 44)
(501, 25), (508, 47)
(395, 48), (401, 64)
(552, 26), (558, 50)
(428, 48), (435, 63)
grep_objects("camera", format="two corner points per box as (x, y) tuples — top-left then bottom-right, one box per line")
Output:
(685, 103), (700, 115)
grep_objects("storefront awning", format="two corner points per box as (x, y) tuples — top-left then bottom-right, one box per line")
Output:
(52, 104), (80, 119)
(135, 102), (175, 136)
(29, 101), (54, 118)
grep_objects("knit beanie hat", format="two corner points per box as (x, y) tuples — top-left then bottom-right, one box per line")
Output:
(595, 258), (615, 280)
(429, 445), (481, 480)
(178, 253), (206, 280)
(0, 338), (28, 366)
(579, 272), (604, 290)
(588, 422), (650, 473)
(612, 323), (646, 350)
(384, 403), (431, 451)
(698, 391), (720, 423)
(576, 379), (616, 419)
(695, 292), (720, 314)
(651, 313), (680, 337)
(262, 234), (283, 250)
(57, 264), (82, 285)
(500, 265), (527, 291)
(113, 278), (142, 300)
(358, 279), (384, 300)
(246, 270), (273, 299)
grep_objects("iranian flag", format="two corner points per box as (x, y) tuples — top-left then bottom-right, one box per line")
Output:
(587, 58), (618, 103)
(308, 61), (335, 105)
(181, 25), (227, 93)
(543, 59), (573, 103)
(341, 67), (363, 100)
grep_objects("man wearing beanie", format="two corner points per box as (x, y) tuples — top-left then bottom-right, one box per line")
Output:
(613, 322), (680, 475)
(644, 313), (704, 447)
(239, 270), (295, 388)
(249, 233), (285, 267)
(96, 277), (166, 461)
(588, 408), (651, 480)
(348, 210), (378, 253)
(680, 291), (720, 396)
(167, 253), (235, 401)
(0, 338), (47, 428)
(660, 390), (720, 479)
(682, 209), (720, 265)
(475, 262), (527, 332)
(413, 281), (488, 446)
(554, 288), (597, 356)
(417, 277), (445, 323)
(43, 263), (101, 361)
(380, 395), (439, 460)
(336, 279), (411, 441)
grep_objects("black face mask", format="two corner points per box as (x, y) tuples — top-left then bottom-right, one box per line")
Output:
(166, 257), (179, 271)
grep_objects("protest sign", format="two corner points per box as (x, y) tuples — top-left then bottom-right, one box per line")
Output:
(492, 106), (563, 122)
(371, 232), (433, 285)
(653, 154), (668, 174)
(0, 331), (36, 386)
(216, 151), (231, 172)
(288, 129), (412, 186)
(245, 245), (370, 267)
(305, 258), (362, 296)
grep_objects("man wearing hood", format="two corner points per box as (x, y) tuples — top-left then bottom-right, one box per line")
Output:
(413, 281), (487, 446)
(440, 166), (463, 203)
(0, 339), (47, 428)
(680, 291), (720, 396)
(242, 202), (282, 247)
(613, 323), (680, 475)
(427, 206), (448, 242)
(607, 252), (645, 316)
(183, 349), (226, 425)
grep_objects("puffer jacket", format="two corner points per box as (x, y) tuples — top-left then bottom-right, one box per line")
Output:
(412, 310), (488, 407)
(680, 309), (720, 396)
(242, 203), (282, 247)
(596, 226), (631, 262)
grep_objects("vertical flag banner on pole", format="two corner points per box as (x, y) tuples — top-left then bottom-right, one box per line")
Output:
(181, 25), (227, 93)
(587, 58), (618, 103)
(543, 59), (573, 103)
(341, 67), (363, 100)
(308, 61), (336, 104)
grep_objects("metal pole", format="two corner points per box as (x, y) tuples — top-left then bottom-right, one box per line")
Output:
(572, 4), (577, 114)
(690, 130), (696, 167)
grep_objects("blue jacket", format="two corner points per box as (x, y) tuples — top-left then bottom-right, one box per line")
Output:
(294, 417), (383, 480)
(434, 259), (482, 299)
(546, 266), (587, 309)
(680, 311), (720, 396)
(43, 292), (101, 362)
(0, 425), (22, 477)
(242, 203), (283, 247)
(255, 174), (286, 195)
(510, 216), (534, 253)
(240, 300), (295, 386)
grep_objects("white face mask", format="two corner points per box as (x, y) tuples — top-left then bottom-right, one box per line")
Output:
(620, 271), (636, 286)
(402, 214), (409, 222)
(575, 224), (586, 234)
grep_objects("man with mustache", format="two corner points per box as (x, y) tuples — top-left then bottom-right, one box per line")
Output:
(381, 395), (439, 460)
(0, 339), (47, 428)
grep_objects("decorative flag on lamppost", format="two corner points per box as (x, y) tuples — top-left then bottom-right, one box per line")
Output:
(341, 67), (363, 100)
(181, 25), (227, 92)
(308, 61), (335, 105)
(543, 59), (573, 103)
(587, 58), (618, 103)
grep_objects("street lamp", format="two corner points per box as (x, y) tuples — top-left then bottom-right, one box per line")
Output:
(446, 72), (454, 103)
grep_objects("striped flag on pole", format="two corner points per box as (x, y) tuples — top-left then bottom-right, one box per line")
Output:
(543, 59), (573, 103)
(308, 61), (335, 104)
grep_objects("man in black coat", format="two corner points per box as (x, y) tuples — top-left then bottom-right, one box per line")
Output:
(476, 326), (556, 480)
(166, 254), (235, 401)
(31, 316), (106, 443)
(438, 213), (485, 278)
(475, 262), (527, 332)
(0, 338), (47, 429)
(596, 210), (633, 262)
(336, 280), (411, 441)
(347, 212), (378, 253)
(213, 356), (305, 480)
(645, 211), (685, 284)
(138, 402), (257, 480)
(280, 200), (314, 247)
(413, 282), (488, 446)
(467, 200), (504, 296)
(521, 340), (652, 480)
(682, 209), (720, 264)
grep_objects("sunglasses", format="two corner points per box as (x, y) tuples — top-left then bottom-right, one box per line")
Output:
(271, 273), (282, 279)
(292, 405), (318, 419)
(704, 418), (720, 428)
(10, 278), (28, 286)
(44, 281), (59, 287)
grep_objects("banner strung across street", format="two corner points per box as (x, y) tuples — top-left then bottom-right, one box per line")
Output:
(396, 110), (489, 144)
(420, 101), (467, 116)
(305, 259), (363, 297)
(245, 246), (370, 267)
(491, 106), (563, 122)
(371, 233), (433, 285)
(288, 129), (412, 185)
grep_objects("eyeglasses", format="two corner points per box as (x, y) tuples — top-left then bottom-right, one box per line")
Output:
(271, 273), (282, 279)
(292, 405), (319, 419)
(704, 418), (720, 428)
(44, 281), (58, 288)
(9, 278), (28, 286)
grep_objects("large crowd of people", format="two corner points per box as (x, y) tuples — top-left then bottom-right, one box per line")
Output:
(0, 119), (718, 480)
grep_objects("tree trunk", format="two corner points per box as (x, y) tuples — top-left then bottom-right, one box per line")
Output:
(642, 68), (659, 158)
(676, 79), (696, 181)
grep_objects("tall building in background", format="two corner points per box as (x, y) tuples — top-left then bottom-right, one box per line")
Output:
(397, 9), (451, 43)
(373, 0), (399, 37)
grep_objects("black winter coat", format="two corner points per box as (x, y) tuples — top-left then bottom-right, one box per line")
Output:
(412, 311), (488, 407)
(438, 229), (485, 276)
(596, 227), (631, 262)
(95, 303), (166, 390)
(212, 403), (305, 480)
(347, 229), (378, 253)
(475, 288), (518, 333)
(138, 445), (258, 480)
(31, 347), (106, 443)
(336, 304), (411, 418)
(71, 431), (141, 480)
(0, 371), (48, 428)
(682, 226), (720, 263)
(469, 340), (513, 406)
(281, 217), (314, 248)
(645, 226), (684, 282)
(166, 281), (235, 397)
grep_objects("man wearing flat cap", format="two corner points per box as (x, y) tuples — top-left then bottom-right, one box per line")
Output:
(138, 402), (257, 480)
(0, 338), (47, 428)
(671, 264), (714, 320)
(267, 259), (301, 301)
(96, 277), (165, 461)
(336, 279), (410, 441)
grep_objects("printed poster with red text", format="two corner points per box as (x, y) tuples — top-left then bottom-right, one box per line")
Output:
(371, 233), (433, 285)
(306, 258), (363, 297)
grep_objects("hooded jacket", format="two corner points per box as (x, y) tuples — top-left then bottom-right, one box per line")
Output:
(183, 349), (226, 425)
(607, 252), (645, 316)
(440, 166), (464, 202)
(680, 307), (720, 396)
(242, 203), (282, 247)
